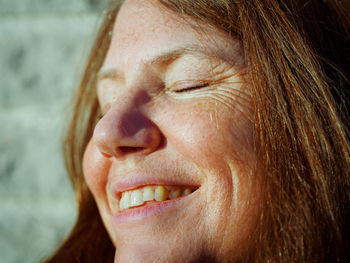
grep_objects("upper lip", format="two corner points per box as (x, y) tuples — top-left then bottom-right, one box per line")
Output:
(111, 174), (200, 197)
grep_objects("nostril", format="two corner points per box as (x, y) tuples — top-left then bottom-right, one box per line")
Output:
(118, 146), (145, 154)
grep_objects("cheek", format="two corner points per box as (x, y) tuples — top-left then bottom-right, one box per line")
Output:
(159, 99), (259, 252)
(83, 140), (111, 198)
(162, 100), (255, 171)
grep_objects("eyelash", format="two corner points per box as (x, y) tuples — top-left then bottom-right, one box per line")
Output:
(174, 82), (210, 93)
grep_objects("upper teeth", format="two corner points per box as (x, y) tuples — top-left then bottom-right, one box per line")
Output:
(119, 185), (193, 211)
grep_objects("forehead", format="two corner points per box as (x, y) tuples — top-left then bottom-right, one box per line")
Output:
(103, 0), (241, 69)
(116, 0), (179, 39)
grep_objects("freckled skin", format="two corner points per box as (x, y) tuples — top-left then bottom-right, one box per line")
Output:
(83, 0), (261, 262)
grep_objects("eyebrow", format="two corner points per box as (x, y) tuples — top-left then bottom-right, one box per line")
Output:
(97, 44), (227, 82)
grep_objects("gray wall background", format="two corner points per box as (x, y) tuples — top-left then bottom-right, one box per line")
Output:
(0, 1), (110, 262)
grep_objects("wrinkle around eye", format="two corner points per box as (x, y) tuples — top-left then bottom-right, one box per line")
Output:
(211, 85), (253, 121)
(165, 54), (243, 89)
(167, 77), (252, 120)
(166, 66), (248, 100)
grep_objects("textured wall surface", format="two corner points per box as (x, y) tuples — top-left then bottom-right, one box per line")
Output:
(0, 1), (110, 262)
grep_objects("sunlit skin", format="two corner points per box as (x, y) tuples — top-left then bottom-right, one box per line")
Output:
(82, 0), (261, 262)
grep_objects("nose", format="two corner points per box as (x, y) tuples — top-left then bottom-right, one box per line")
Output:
(93, 91), (162, 158)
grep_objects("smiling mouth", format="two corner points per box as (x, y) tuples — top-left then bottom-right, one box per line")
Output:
(119, 185), (198, 211)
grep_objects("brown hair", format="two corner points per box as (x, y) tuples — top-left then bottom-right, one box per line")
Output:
(45, 0), (350, 262)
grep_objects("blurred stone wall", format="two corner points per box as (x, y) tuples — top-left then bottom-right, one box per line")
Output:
(0, 1), (110, 262)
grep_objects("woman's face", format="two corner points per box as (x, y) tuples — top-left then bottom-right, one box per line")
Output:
(83, 0), (261, 262)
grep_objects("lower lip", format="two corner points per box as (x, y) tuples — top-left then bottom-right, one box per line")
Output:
(112, 190), (198, 225)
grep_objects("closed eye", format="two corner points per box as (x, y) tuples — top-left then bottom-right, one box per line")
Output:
(174, 83), (210, 93)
